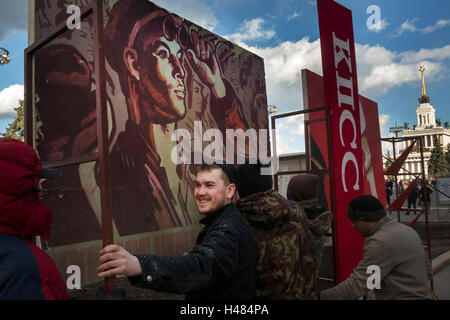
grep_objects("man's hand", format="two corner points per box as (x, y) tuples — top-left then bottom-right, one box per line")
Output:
(97, 244), (142, 278)
(186, 30), (226, 99)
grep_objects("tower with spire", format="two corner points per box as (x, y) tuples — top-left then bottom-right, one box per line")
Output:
(399, 65), (450, 180)
(415, 65), (436, 130)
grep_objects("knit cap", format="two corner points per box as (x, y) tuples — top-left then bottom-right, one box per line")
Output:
(347, 195), (386, 221)
(237, 160), (273, 199)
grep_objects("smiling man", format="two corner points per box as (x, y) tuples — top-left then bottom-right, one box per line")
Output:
(98, 163), (256, 300)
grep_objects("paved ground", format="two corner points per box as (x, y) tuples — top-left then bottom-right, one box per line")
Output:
(389, 206), (450, 223)
(433, 263), (450, 300)
(388, 187), (450, 223)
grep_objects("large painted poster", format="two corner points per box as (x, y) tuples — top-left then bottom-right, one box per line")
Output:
(31, 0), (268, 285)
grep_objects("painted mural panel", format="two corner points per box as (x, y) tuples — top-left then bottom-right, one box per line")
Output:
(31, 0), (268, 284)
(33, 10), (101, 249)
(104, 0), (267, 236)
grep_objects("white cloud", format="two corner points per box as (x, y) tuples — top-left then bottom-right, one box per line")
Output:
(369, 18), (389, 33)
(230, 35), (450, 112)
(275, 131), (304, 155)
(234, 37), (322, 110)
(378, 114), (395, 155)
(224, 18), (275, 42)
(287, 12), (302, 22)
(356, 42), (450, 97)
(277, 115), (305, 137)
(247, 38), (322, 86)
(379, 114), (390, 137)
(399, 45), (450, 64)
(152, 0), (218, 31)
(361, 61), (445, 97)
(275, 133), (293, 155)
(395, 18), (418, 36)
(0, 84), (24, 119)
(272, 116), (306, 155)
(394, 18), (450, 37)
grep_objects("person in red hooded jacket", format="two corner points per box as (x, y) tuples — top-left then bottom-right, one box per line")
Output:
(0, 138), (69, 300)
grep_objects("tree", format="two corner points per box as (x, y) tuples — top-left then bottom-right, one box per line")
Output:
(428, 136), (449, 179)
(403, 122), (410, 130)
(1, 100), (24, 140)
(436, 118), (442, 127)
(444, 121), (450, 129)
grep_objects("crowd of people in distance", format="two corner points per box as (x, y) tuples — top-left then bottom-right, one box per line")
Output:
(385, 179), (434, 215)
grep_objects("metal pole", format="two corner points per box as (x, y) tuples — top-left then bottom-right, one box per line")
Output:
(305, 120), (311, 171)
(392, 137), (401, 221)
(271, 115), (278, 192)
(419, 136), (433, 290)
(93, 0), (116, 295)
(436, 184), (440, 223)
(324, 107), (338, 286)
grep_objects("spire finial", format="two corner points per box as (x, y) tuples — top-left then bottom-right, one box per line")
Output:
(418, 65), (430, 103)
(419, 65), (426, 96)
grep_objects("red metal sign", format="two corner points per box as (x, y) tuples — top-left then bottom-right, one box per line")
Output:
(317, 0), (365, 282)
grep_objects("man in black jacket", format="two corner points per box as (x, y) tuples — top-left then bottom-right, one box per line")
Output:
(98, 163), (256, 300)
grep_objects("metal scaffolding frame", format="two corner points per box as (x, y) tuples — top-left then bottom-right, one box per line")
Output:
(382, 135), (434, 290)
(271, 106), (338, 286)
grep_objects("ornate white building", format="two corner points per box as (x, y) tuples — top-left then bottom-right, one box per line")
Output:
(400, 66), (450, 181)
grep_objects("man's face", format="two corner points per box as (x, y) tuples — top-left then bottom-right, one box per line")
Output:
(191, 79), (208, 115)
(350, 219), (376, 237)
(141, 36), (186, 119)
(194, 168), (235, 215)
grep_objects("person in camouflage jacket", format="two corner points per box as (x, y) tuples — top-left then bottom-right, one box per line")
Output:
(235, 162), (317, 299)
(286, 174), (333, 294)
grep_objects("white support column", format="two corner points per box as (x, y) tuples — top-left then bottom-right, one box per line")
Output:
(408, 162), (412, 180)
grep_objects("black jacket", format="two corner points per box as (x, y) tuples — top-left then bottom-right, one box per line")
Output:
(128, 203), (256, 300)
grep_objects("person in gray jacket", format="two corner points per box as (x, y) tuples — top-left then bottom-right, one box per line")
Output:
(320, 195), (431, 300)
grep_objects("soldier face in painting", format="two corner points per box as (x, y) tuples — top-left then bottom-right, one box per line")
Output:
(143, 36), (186, 118)
(124, 16), (187, 122)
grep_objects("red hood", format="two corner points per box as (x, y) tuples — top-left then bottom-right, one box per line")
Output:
(0, 138), (52, 240)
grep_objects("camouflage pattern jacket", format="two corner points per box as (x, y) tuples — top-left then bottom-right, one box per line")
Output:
(236, 189), (317, 299)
